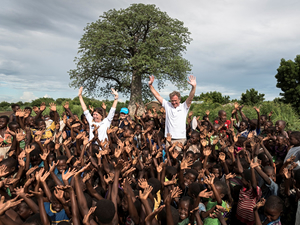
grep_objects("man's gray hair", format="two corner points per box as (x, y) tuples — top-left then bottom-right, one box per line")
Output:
(169, 91), (181, 99)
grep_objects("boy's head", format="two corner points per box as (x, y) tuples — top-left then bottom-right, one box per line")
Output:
(183, 169), (198, 187)
(16, 201), (33, 220)
(11, 103), (20, 113)
(8, 121), (20, 132)
(211, 180), (228, 200)
(158, 205), (179, 225)
(218, 110), (227, 122)
(25, 116), (35, 127)
(263, 166), (276, 182)
(50, 195), (63, 212)
(0, 115), (9, 129)
(239, 120), (248, 132)
(94, 199), (115, 224)
(264, 195), (283, 222)
(211, 164), (222, 179)
(165, 166), (177, 181)
(178, 196), (193, 221)
(24, 213), (51, 225)
(275, 120), (286, 132)
(260, 115), (267, 125)
(0, 157), (17, 176)
(187, 182), (204, 198)
(289, 131), (300, 147)
(56, 155), (68, 174)
(190, 130), (199, 144)
(35, 118), (46, 130)
(134, 124), (142, 135)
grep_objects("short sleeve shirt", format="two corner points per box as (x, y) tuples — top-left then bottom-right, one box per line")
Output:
(162, 99), (189, 139)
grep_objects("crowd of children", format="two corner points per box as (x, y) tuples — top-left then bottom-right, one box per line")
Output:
(0, 88), (299, 225)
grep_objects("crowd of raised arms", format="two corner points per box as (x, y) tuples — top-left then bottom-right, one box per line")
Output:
(0, 75), (300, 225)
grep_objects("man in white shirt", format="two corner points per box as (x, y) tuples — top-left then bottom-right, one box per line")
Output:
(148, 75), (196, 151)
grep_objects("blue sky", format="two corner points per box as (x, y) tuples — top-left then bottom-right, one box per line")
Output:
(0, 0), (300, 103)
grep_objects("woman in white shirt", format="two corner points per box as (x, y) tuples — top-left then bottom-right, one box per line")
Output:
(78, 86), (119, 142)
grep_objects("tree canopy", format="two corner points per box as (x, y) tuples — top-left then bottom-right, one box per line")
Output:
(275, 55), (300, 112)
(240, 88), (265, 106)
(69, 3), (192, 113)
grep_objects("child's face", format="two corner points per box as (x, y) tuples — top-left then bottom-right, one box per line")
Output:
(13, 106), (20, 113)
(265, 169), (276, 182)
(25, 117), (34, 127)
(51, 199), (63, 212)
(276, 136), (285, 146)
(121, 197), (128, 212)
(190, 133), (199, 144)
(57, 160), (67, 173)
(183, 173), (196, 187)
(212, 168), (221, 179)
(239, 122), (247, 132)
(10, 124), (20, 132)
(16, 202), (32, 220)
(30, 155), (42, 167)
(178, 200), (190, 221)
(264, 206), (281, 222)
(211, 185), (225, 200)
(37, 121), (46, 130)
(0, 118), (7, 129)
(219, 112), (227, 122)
(135, 125), (142, 135)
(290, 135), (299, 146)
(275, 121), (284, 132)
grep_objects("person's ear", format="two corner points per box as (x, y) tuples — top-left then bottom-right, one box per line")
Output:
(220, 193), (225, 199)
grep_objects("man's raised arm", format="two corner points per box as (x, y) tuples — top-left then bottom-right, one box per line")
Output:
(185, 75), (197, 108)
(148, 75), (163, 105)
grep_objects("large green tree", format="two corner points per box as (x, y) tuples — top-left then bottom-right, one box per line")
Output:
(275, 55), (300, 112)
(69, 3), (192, 113)
(240, 88), (265, 106)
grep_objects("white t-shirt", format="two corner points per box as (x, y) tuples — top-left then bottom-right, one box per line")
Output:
(162, 99), (189, 139)
(84, 107), (116, 142)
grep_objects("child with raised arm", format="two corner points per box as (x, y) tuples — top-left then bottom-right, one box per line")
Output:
(78, 86), (118, 143)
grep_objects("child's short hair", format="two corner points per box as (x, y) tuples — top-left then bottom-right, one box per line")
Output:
(25, 213), (51, 225)
(180, 196), (194, 210)
(11, 103), (20, 109)
(8, 121), (19, 130)
(57, 155), (68, 162)
(212, 164), (222, 172)
(265, 195), (283, 213)
(214, 180), (228, 195)
(0, 115), (9, 124)
(148, 177), (161, 195)
(192, 161), (203, 170)
(95, 199), (115, 224)
(185, 169), (198, 178)
(35, 118), (44, 126)
(189, 182), (204, 197)
(158, 205), (179, 225)
(290, 131), (300, 141)
(243, 169), (252, 182)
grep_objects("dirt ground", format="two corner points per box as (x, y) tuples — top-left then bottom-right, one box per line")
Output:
(0, 111), (12, 117)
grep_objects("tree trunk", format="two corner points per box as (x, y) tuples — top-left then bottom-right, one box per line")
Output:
(128, 70), (145, 117)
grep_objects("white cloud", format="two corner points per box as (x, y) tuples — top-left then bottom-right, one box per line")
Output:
(20, 92), (37, 102)
(43, 94), (51, 98)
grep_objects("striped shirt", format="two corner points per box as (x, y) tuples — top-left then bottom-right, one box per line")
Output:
(236, 186), (262, 225)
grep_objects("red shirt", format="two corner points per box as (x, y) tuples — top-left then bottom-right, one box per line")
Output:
(214, 119), (231, 132)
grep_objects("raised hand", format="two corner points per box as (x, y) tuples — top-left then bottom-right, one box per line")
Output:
(83, 206), (96, 225)
(102, 102), (106, 110)
(204, 174), (215, 186)
(148, 75), (155, 85)
(0, 196), (23, 216)
(170, 186), (182, 199)
(187, 75), (197, 87)
(139, 185), (153, 200)
(49, 161), (59, 173)
(54, 187), (66, 204)
(25, 145), (35, 154)
(138, 178), (148, 189)
(49, 103), (56, 111)
(111, 88), (118, 98)
(40, 150), (50, 161)
(0, 165), (9, 177)
(225, 173), (236, 180)
(199, 189), (213, 198)
(253, 106), (260, 113)
(180, 157), (193, 170)
(254, 198), (266, 210)
(78, 87), (83, 96)
(40, 102), (46, 111)
(250, 159), (260, 169)
(62, 168), (77, 182)
(283, 168), (291, 179)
